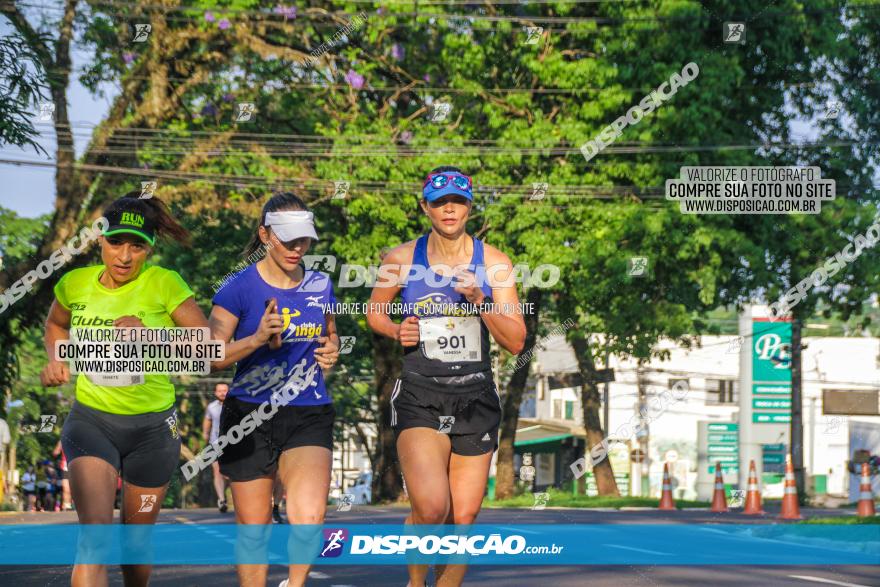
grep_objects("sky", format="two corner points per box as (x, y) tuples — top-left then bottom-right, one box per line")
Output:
(0, 13), (116, 219)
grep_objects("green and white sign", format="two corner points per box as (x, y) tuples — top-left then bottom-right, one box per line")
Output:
(753, 398), (792, 409)
(708, 462), (739, 474)
(762, 443), (787, 473)
(751, 321), (792, 423)
(708, 433), (738, 443)
(753, 413), (791, 423)
(753, 384), (791, 395)
(752, 322), (791, 382)
(707, 423), (738, 432)
(706, 422), (739, 473)
(738, 308), (793, 492)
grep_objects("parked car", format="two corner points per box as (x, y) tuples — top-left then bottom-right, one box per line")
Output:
(349, 471), (372, 504)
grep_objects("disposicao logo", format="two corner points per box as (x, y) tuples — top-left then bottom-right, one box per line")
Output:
(320, 528), (347, 558)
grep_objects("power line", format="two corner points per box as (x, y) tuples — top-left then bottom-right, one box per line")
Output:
(26, 142), (867, 159)
(8, 135), (870, 158)
(29, 77), (876, 95)
(1, 157), (876, 202)
(37, 121), (879, 144)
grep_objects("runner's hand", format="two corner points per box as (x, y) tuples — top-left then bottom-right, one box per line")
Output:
(40, 360), (70, 387)
(255, 298), (283, 346)
(114, 315), (145, 328)
(453, 270), (486, 305)
(397, 316), (420, 347)
(314, 336), (339, 371)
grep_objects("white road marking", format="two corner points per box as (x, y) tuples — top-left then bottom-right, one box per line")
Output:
(309, 571), (331, 579)
(788, 575), (874, 587)
(604, 544), (672, 556)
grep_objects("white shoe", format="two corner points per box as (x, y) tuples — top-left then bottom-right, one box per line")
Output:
(278, 580), (288, 587)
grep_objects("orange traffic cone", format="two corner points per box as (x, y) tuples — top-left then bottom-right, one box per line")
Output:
(778, 454), (802, 520)
(658, 463), (676, 510)
(856, 462), (876, 518)
(710, 462), (728, 513)
(743, 460), (765, 515)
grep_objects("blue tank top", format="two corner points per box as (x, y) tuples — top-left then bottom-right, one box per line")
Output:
(400, 233), (493, 379)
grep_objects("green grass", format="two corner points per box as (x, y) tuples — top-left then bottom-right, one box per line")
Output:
(0, 500), (19, 512)
(485, 488), (709, 509)
(799, 516), (880, 525)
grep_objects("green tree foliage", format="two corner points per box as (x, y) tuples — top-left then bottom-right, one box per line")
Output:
(1, 0), (878, 505)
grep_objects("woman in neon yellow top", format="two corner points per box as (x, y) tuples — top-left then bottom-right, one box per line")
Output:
(40, 194), (209, 587)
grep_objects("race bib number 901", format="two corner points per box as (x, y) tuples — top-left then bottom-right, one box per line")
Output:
(418, 316), (482, 363)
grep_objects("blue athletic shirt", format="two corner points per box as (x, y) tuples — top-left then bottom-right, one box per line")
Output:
(400, 232), (493, 379)
(212, 264), (335, 406)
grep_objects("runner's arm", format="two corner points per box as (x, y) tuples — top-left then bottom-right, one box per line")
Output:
(314, 313), (340, 371)
(40, 299), (72, 386)
(208, 302), (282, 371)
(201, 411), (211, 442)
(365, 244), (416, 344)
(478, 247), (526, 355)
(170, 297), (210, 329)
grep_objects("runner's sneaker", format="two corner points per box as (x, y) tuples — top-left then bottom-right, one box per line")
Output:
(278, 580), (288, 587)
(218, 499), (228, 513)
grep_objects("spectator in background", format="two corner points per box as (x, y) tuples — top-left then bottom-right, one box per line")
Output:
(41, 460), (59, 512)
(35, 460), (51, 511)
(52, 441), (72, 510)
(203, 383), (231, 513)
(22, 466), (37, 512)
(0, 417), (10, 501)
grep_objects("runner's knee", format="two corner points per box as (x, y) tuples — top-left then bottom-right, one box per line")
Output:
(411, 498), (449, 524)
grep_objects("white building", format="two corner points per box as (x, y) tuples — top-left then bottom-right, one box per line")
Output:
(520, 333), (880, 500)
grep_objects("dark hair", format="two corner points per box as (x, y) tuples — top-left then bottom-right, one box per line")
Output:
(429, 165), (465, 175)
(243, 191), (309, 258)
(104, 192), (191, 246)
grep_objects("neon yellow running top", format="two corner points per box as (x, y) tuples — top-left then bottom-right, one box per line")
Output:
(53, 264), (194, 415)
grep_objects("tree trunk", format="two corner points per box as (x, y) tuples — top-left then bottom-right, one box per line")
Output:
(494, 287), (542, 500)
(371, 333), (403, 502)
(571, 333), (619, 496)
(353, 423), (375, 472)
(790, 315), (806, 504)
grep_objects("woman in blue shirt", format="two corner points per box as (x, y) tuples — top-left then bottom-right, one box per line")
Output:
(209, 192), (339, 587)
(366, 167), (527, 587)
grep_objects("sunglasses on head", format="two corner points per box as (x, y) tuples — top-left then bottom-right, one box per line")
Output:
(423, 172), (472, 191)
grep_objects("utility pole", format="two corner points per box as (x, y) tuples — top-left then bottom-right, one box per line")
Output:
(790, 317), (806, 502)
(632, 365), (647, 496)
(603, 349), (610, 432)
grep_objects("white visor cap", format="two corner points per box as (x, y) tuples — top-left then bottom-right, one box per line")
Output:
(265, 210), (319, 242)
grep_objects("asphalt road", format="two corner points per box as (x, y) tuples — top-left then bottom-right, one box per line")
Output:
(0, 505), (876, 587)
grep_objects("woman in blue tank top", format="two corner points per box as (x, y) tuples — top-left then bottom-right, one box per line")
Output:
(366, 166), (527, 587)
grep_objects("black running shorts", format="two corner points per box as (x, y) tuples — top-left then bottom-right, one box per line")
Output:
(390, 375), (501, 456)
(62, 401), (182, 488)
(218, 396), (335, 482)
